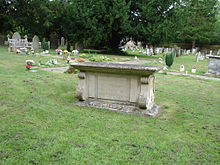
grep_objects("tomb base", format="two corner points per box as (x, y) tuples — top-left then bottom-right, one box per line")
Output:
(76, 99), (161, 117)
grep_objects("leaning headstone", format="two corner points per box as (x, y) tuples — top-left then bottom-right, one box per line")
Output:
(32, 35), (40, 50)
(50, 34), (58, 49)
(61, 37), (65, 46)
(12, 32), (21, 39)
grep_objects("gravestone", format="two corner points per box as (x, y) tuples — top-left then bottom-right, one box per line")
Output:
(180, 65), (185, 72)
(196, 52), (201, 62)
(72, 62), (163, 117)
(32, 35), (40, 50)
(12, 32), (21, 39)
(61, 37), (65, 46)
(207, 56), (220, 75)
(50, 34), (58, 49)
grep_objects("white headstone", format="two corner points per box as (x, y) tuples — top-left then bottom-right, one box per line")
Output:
(191, 68), (196, 73)
(61, 37), (65, 46)
(32, 35), (40, 50)
(196, 52), (201, 62)
(12, 32), (21, 39)
(180, 65), (185, 72)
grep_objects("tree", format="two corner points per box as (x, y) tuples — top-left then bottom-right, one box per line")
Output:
(63, 0), (130, 51)
(127, 0), (178, 47)
(176, 0), (218, 48)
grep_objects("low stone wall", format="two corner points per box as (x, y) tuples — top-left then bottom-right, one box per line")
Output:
(207, 56), (220, 75)
(71, 62), (163, 117)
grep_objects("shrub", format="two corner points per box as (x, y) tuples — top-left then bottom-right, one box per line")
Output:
(165, 53), (174, 67)
(42, 41), (49, 51)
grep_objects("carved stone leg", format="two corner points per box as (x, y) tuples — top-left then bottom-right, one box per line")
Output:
(138, 75), (155, 110)
(76, 72), (87, 101)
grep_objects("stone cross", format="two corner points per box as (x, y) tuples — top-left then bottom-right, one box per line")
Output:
(32, 35), (40, 50)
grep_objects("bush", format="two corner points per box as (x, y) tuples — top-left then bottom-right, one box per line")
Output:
(42, 41), (49, 51)
(165, 53), (174, 67)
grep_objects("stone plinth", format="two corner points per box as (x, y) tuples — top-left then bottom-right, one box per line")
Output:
(207, 56), (220, 75)
(71, 62), (163, 117)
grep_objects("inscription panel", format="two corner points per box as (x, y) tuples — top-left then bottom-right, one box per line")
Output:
(97, 74), (130, 101)
(87, 73), (96, 98)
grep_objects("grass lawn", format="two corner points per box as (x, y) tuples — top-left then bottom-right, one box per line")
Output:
(0, 46), (220, 164)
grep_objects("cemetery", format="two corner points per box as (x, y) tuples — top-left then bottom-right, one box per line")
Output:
(0, 0), (220, 164)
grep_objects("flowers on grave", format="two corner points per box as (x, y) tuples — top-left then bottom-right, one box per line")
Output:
(63, 50), (69, 54)
(69, 58), (86, 63)
(26, 60), (35, 65)
(18, 47), (28, 55)
(55, 49), (63, 55)
(26, 64), (31, 70)
(25, 60), (35, 70)
(66, 56), (72, 63)
(191, 65), (197, 73)
(72, 50), (79, 56)
(16, 49), (21, 54)
(46, 59), (58, 65)
(79, 54), (87, 58)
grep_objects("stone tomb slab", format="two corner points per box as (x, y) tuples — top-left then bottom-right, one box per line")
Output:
(72, 62), (163, 117)
(207, 55), (220, 75)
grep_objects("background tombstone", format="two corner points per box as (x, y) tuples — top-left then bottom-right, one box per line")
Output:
(61, 37), (65, 46)
(32, 35), (40, 50)
(196, 52), (201, 62)
(180, 65), (185, 72)
(12, 32), (21, 39)
(50, 34), (58, 49)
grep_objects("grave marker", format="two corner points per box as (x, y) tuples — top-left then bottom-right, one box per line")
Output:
(32, 35), (40, 50)
(72, 62), (163, 117)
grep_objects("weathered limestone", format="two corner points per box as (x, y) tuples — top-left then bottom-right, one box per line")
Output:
(207, 56), (220, 75)
(72, 62), (163, 117)
(32, 35), (40, 50)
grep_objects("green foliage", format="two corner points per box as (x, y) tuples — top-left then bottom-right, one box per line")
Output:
(165, 53), (174, 67)
(176, 0), (219, 47)
(1, 0), (219, 49)
(41, 41), (49, 51)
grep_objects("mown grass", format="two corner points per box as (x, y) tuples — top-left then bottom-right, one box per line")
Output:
(0, 46), (219, 164)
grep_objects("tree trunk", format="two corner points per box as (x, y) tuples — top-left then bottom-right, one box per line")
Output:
(192, 40), (196, 49)
(108, 32), (122, 53)
(67, 42), (71, 52)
